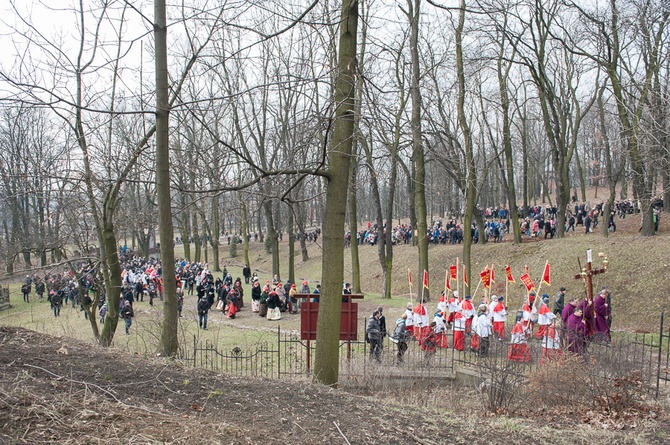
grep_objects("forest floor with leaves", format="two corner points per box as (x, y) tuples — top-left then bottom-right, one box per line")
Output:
(2, 325), (670, 445)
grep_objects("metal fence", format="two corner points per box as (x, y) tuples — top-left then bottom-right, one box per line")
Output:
(179, 314), (670, 397)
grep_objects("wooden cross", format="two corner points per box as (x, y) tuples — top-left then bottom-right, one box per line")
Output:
(573, 249), (608, 334)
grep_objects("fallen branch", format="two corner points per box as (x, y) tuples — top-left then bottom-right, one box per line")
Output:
(333, 420), (351, 445)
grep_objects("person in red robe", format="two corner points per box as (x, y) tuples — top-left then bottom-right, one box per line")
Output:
(453, 311), (466, 351)
(541, 321), (562, 365)
(447, 291), (460, 326)
(404, 303), (415, 337)
(491, 295), (507, 340)
(414, 302), (430, 341)
(522, 293), (537, 338)
(460, 295), (475, 334)
(535, 295), (556, 339)
(433, 311), (449, 348)
(508, 316), (532, 363)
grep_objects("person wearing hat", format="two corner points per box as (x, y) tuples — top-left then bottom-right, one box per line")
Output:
(491, 295), (507, 340)
(460, 295), (475, 335)
(299, 280), (310, 294)
(536, 294), (557, 338)
(554, 287), (567, 316)
(266, 290), (282, 321)
(288, 283), (299, 314)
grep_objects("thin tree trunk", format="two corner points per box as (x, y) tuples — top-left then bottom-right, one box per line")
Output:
(155, 0), (178, 357)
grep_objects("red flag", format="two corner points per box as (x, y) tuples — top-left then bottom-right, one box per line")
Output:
(520, 273), (535, 292)
(449, 265), (457, 280)
(480, 269), (491, 289)
(490, 264), (495, 283)
(408, 269), (413, 286)
(423, 270), (429, 289)
(542, 262), (551, 286)
(463, 268), (468, 287)
(505, 265), (515, 283)
(445, 270), (451, 291)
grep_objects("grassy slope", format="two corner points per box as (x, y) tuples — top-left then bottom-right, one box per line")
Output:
(0, 211), (666, 353)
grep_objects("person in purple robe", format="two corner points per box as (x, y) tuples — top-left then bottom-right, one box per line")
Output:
(567, 307), (588, 356)
(593, 288), (611, 342)
(561, 298), (577, 326)
(577, 298), (594, 337)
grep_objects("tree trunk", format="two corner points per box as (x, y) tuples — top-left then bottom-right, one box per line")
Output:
(155, 0), (178, 357)
(288, 203), (295, 285)
(313, 0), (358, 387)
(457, 0), (476, 295)
(408, 0), (429, 301)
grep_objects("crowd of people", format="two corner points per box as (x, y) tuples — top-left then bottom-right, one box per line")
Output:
(368, 285), (613, 366)
(347, 197), (663, 248)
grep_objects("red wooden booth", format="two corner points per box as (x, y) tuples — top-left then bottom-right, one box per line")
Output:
(294, 293), (364, 372)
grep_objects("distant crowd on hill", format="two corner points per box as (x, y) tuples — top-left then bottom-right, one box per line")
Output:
(346, 197), (663, 248)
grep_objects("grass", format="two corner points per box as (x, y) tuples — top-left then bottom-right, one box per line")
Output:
(1, 211), (668, 354)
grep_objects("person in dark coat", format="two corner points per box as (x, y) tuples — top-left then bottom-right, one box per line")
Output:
(554, 287), (566, 316)
(121, 300), (134, 335)
(243, 265), (251, 284)
(376, 306), (387, 351)
(366, 310), (383, 362)
(197, 296), (209, 329)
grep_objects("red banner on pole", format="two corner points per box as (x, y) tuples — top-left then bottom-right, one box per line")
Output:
(505, 265), (515, 283)
(463, 268), (468, 287)
(490, 264), (495, 283)
(542, 262), (551, 286)
(449, 265), (457, 280)
(423, 270), (429, 289)
(408, 269), (413, 286)
(480, 269), (491, 289)
(445, 270), (451, 291)
(520, 273), (535, 292)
